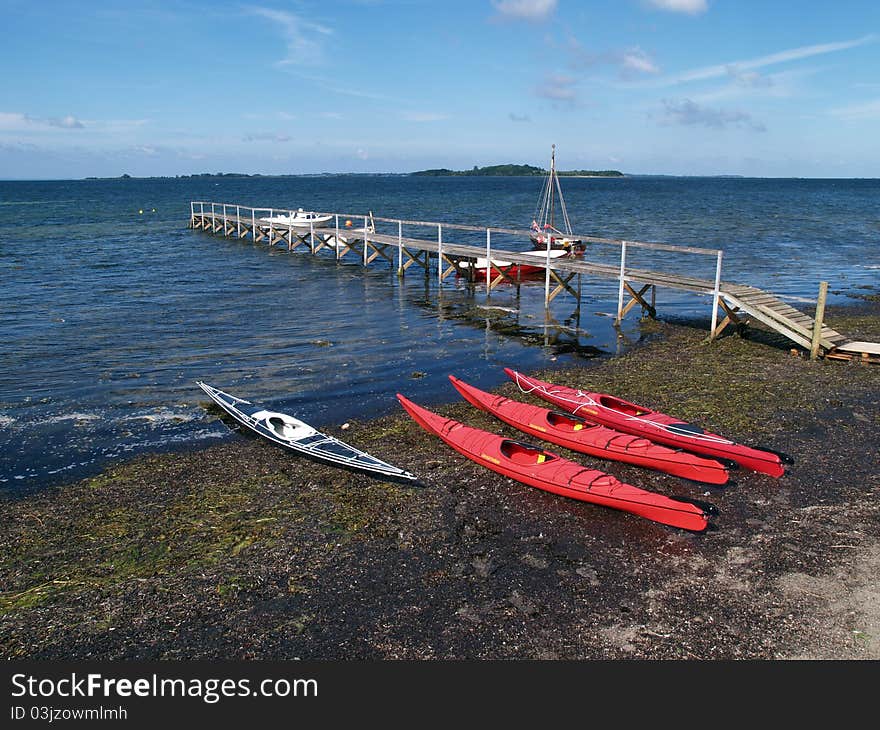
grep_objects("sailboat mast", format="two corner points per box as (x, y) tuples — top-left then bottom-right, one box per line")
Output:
(548, 144), (555, 229)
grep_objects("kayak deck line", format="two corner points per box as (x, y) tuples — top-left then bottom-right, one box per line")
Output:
(189, 201), (874, 359)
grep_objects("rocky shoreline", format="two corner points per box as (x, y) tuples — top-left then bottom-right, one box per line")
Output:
(2, 301), (878, 660)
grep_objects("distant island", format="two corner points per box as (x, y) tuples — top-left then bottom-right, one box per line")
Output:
(411, 164), (624, 177)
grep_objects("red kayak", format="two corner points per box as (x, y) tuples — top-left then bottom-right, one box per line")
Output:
(397, 394), (717, 532)
(448, 375), (731, 485)
(505, 369), (791, 478)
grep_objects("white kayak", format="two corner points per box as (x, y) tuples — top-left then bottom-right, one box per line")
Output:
(197, 381), (418, 483)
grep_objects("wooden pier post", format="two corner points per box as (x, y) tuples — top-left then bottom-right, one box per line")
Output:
(222, 204), (227, 235)
(616, 241), (628, 323)
(251, 209), (256, 241)
(335, 215), (341, 261)
(710, 250), (723, 339)
(236, 205), (241, 238)
(544, 237), (552, 307)
(397, 220), (403, 277)
(485, 229), (491, 297)
(363, 216), (369, 265)
(437, 224), (443, 285)
(810, 280), (829, 360)
(310, 219), (315, 254)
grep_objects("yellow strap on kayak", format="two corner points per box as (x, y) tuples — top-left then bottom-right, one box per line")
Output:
(573, 423), (583, 431)
(536, 454), (546, 464)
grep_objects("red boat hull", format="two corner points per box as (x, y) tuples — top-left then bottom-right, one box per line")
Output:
(397, 394), (716, 532)
(471, 263), (546, 280)
(448, 375), (730, 484)
(504, 369), (788, 478)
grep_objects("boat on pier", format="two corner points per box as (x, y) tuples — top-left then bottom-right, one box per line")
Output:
(259, 208), (332, 231)
(530, 145), (585, 254)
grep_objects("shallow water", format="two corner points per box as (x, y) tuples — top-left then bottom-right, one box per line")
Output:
(1, 175), (878, 491)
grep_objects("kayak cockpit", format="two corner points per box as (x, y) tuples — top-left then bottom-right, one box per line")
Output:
(252, 410), (317, 441)
(500, 439), (557, 466)
(597, 394), (651, 417)
(546, 411), (599, 432)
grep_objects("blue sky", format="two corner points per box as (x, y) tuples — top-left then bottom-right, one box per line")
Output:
(1, 0), (879, 178)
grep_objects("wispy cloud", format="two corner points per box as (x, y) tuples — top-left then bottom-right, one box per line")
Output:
(490, 0), (557, 23)
(248, 6), (333, 66)
(645, 0), (708, 14)
(509, 112), (531, 122)
(621, 48), (660, 76)
(830, 98), (880, 121)
(0, 112), (85, 131)
(243, 132), (292, 142)
(652, 35), (877, 87)
(401, 111), (449, 122)
(535, 74), (577, 103)
(660, 98), (766, 131)
(569, 39), (660, 79)
(48, 115), (84, 129)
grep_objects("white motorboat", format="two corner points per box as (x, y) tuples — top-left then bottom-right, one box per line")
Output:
(259, 208), (333, 231)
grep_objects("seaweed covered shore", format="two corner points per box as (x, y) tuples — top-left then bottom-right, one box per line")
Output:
(2, 302), (878, 660)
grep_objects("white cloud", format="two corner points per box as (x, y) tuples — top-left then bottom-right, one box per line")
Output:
(243, 132), (292, 142)
(568, 38), (660, 78)
(830, 98), (880, 121)
(248, 6), (332, 66)
(622, 48), (660, 75)
(0, 112), (85, 131)
(49, 115), (84, 129)
(646, 0), (708, 14)
(491, 0), (557, 22)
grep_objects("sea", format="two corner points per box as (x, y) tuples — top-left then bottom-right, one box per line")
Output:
(1, 174), (878, 493)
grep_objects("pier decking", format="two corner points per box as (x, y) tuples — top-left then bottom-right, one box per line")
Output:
(189, 202), (877, 362)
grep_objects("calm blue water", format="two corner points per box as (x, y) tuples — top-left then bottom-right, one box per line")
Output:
(1, 175), (878, 491)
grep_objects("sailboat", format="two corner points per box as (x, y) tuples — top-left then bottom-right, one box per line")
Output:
(530, 145), (584, 254)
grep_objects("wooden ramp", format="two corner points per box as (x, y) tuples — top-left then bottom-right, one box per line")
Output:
(717, 284), (848, 351)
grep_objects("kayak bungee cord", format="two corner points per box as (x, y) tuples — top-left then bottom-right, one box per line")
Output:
(509, 371), (737, 447)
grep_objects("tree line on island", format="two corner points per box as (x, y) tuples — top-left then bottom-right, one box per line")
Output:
(91, 165), (625, 180)
(411, 164), (624, 177)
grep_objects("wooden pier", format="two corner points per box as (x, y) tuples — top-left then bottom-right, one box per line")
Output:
(189, 201), (878, 362)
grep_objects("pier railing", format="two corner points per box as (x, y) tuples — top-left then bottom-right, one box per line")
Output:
(190, 200), (725, 327)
